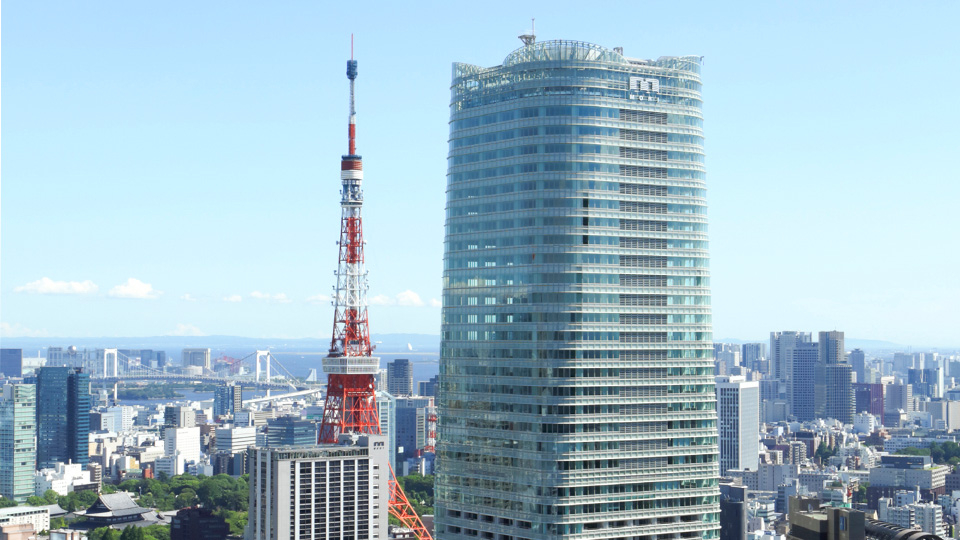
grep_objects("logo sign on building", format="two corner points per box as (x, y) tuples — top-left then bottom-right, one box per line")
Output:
(630, 77), (661, 101)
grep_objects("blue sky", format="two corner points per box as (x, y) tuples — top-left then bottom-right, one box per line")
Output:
(2, 1), (958, 346)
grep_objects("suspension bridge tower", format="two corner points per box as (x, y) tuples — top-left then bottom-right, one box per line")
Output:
(317, 43), (433, 540)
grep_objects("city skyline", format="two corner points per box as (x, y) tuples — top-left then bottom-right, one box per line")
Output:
(3, 2), (959, 345)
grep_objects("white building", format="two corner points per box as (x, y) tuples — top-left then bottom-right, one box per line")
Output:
(103, 406), (136, 432)
(34, 463), (91, 496)
(852, 412), (877, 434)
(716, 376), (760, 474)
(215, 426), (257, 454)
(164, 427), (200, 464)
(0, 506), (50, 533)
(246, 434), (389, 540)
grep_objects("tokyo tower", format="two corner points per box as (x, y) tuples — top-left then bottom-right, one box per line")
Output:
(317, 43), (433, 540)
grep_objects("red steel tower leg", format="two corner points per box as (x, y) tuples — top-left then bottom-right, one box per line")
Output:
(318, 48), (433, 540)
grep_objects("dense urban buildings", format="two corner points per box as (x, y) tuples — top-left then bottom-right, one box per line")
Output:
(0, 384), (36, 502)
(35, 367), (90, 468)
(437, 39), (717, 540)
(387, 358), (413, 397)
(245, 434), (389, 540)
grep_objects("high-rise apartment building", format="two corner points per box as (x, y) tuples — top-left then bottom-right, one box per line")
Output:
(0, 384), (36, 502)
(386, 358), (413, 397)
(214, 383), (243, 418)
(716, 376), (759, 475)
(0, 349), (23, 378)
(36, 367), (90, 468)
(181, 348), (211, 371)
(245, 434), (389, 540)
(438, 39), (718, 540)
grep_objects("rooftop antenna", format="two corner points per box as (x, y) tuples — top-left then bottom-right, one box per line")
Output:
(519, 18), (535, 46)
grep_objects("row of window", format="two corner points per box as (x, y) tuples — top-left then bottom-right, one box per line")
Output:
(450, 125), (704, 150)
(446, 216), (707, 234)
(450, 144), (703, 166)
(450, 161), (705, 183)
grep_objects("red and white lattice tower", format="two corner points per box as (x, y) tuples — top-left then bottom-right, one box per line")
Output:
(318, 43), (433, 540)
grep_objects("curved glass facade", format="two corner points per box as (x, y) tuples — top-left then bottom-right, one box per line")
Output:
(437, 41), (718, 540)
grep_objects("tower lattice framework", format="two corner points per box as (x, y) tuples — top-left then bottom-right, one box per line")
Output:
(318, 48), (433, 540)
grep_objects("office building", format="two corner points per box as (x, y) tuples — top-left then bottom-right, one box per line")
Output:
(818, 331), (844, 365)
(36, 367), (90, 468)
(437, 39), (717, 540)
(376, 391), (397, 469)
(165, 405), (197, 428)
(395, 397), (435, 463)
(245, 434), (389, 540)
(214, 383), (243, 418)
(826, 363), (855, 424)
(266, 417), (317, 447)
(854, 383), (884, 417)
(791, 342), (819, 421)
(214, 426), (256, 454)
(850, 348), (866, 383)
(867, 455), (949, 508)
(0, 507), (50, 536)
(787, 497), (866, 540)
(741, 343), (766, 373)
(0, 350), (22, 378)
(417, 375), (439, 398)
(0, 384), (36, 502)
(387, 358), (413, 397)
(719, 482), (747, 540)
(716, 376), (759, 475)
(164, 427), (201, 464)
(771, 331), (813, 384)
(181, 348), (211, 371)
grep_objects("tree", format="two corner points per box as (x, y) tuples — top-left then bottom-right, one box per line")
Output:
(174, 488), (197, 509)
(43, 489), (60, 504)
(26, 496), (46, 507)
(0, 497), (17, 508)
(120, 525), (146, 540)
(89, 527), (121, 540)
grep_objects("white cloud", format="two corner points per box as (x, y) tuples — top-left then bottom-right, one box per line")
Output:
(0, 322), (48, 337)
(307, 293), (332, 304)
(167, 323), (205, 336)
(180, 293), (197, 302)
(396, 290), (425, 307)
(369, 294), (394, 306)
(14, 277), (98, 295)
(250, 291), (292, 303)
(108, 278), (161, 299)
(430, 298), (442, 308)
(223, 294), (243, 303)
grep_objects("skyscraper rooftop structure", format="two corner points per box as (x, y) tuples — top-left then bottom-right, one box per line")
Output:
(438, 38), (718, 540)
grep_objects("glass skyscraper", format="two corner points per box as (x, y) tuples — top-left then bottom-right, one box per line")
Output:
(36, 367), (91, 468)
(0, 384), (36, 502)
(437, 40), (718, 540)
